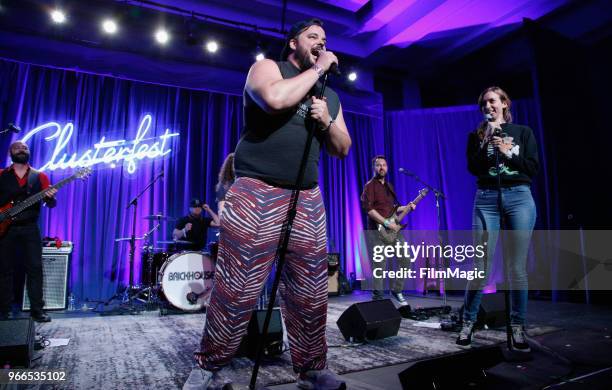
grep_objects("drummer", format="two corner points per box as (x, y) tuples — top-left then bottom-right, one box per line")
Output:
(172, 198), (220, 251)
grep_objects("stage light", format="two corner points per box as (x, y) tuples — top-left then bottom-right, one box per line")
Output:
(102, 19), (118, 35)
(348, 72), (358, 82)
(255, 53), (265, 61)
(50, 9), (66, 24)
(206, 40), (218, 53)
(155, 28), (170, 45)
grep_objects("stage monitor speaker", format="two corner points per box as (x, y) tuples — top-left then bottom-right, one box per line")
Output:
(23, 244), (72, 311)
(460, 292), (506, 329)
(0, 318), (35, 368)
(237, 308), (284, 360)
(336, 299), (401, 342)
(398, 345), (503, 390)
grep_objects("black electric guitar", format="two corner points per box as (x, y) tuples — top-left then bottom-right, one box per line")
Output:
(377, 188), (429, 244)
(0, 167), (92, 238)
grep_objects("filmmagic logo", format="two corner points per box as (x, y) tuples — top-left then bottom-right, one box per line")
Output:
(372, 267), (485, 281)
(372, 241), (486, 263)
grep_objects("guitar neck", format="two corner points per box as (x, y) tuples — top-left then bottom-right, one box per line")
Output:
(9, 174), (75, 216)
(395, 190), (428, 222)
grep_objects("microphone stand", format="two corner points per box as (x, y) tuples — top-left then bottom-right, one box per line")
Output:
(247, 73), (331, 390)
(106, 169), (164, 311)
(398, 168), (450, 310)
(490, 128), (513, 351)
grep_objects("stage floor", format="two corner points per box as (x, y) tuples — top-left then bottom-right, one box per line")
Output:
(15, 292), (612, 389)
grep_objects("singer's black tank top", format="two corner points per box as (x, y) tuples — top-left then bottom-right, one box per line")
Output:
(234, 61), (340, 189)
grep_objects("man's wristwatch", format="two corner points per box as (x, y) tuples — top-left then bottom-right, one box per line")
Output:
(383, 219), (391, 228)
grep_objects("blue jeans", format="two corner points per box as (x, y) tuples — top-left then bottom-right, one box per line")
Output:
(463, 185), (536, 325)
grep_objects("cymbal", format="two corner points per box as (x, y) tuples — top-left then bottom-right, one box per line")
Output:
(157, 240), (192, 245)
(115, 237), (145, 242)
(144, 214), (177, 221)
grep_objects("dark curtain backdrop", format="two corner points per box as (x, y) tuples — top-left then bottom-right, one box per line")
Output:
(1, 58), (555, 301)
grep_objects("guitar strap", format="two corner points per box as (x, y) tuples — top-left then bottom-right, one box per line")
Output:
(386, 181), (400, 207)
(26, 167), (41, 196)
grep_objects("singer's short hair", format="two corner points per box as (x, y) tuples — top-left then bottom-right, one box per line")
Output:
(280, 18), (324, 61)
(372, 155), (387, 166)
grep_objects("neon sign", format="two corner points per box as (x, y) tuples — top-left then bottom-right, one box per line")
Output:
(20, 115), (179, 173)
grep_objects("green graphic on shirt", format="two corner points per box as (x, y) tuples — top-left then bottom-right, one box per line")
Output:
(487, 135), (519, 176)
(489, 165), (519, 176)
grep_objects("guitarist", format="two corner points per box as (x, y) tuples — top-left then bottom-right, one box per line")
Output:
(361, 155), (415, 304)
(0, 141), (57, 322)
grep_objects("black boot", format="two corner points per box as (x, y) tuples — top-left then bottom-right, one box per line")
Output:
(456, 320), (474, 347)
(31, 310), (51, 323)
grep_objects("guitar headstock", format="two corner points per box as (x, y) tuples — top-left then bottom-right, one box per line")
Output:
(75, 167), (93, 180)
(419, 187), (429, 197)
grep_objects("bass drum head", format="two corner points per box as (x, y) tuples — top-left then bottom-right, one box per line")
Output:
(159, 251), (215, 311)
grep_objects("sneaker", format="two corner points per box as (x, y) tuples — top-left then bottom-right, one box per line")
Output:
(183, 366), (214, 390)
(391, 291), (408, 305)
(456, 320), (474, 347)
(297, 369), (346, 390)
(510, 325), (531, 353)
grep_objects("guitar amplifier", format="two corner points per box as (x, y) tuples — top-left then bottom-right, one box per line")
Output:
(22, 242), (72, 311)
(328, 253), (340, 296)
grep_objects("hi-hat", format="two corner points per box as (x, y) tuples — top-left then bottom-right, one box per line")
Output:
(157, 240), (192, 245)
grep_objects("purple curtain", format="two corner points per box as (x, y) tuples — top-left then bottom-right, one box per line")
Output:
(384, 100), (548, 290)
(1, 57), (552, 300)
(1, 59), (243, 302)
(0, 59), (384, 300)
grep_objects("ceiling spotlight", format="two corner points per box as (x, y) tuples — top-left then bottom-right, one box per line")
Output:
(155, 28), (170, 45)
(50, 9), (66, 24)
(206, 40), (218, 53)
(255, 53), (265, 61)
(348, 72), (358, 82)
(102, 19), (118, 35)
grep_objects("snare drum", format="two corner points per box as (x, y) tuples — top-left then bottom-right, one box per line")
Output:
(159, 251), (215, 311)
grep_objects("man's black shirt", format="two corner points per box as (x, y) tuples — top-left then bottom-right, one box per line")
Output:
(174, 214), (212, 250)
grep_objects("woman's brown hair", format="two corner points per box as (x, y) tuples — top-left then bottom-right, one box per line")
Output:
(476, 86), (512, 140)
(215, 153), (235, 192)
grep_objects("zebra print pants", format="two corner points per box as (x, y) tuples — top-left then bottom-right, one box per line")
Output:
(196, 177), (328, 373)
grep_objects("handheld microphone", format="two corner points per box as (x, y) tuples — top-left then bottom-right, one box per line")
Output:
(312, 47), (341, 76)
(2, 123), (21, 134)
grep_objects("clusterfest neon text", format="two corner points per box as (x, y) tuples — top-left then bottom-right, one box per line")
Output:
(20, 115), (179, 174)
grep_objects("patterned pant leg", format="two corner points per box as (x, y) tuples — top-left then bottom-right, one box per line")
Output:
(197, 178), (282, 370)
(279, 186), (329, 373)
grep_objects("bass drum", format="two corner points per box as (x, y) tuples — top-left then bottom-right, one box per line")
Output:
(159, 251), (215, 311)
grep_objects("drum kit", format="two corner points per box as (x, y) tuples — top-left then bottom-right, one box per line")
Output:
(112, 213), (218, 313)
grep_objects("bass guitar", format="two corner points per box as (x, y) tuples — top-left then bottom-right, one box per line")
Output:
(0, 167), (92, 238)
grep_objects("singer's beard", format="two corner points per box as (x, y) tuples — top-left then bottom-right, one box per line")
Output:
(10, 152), (29, 164)
(294, 47), (317, 71)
